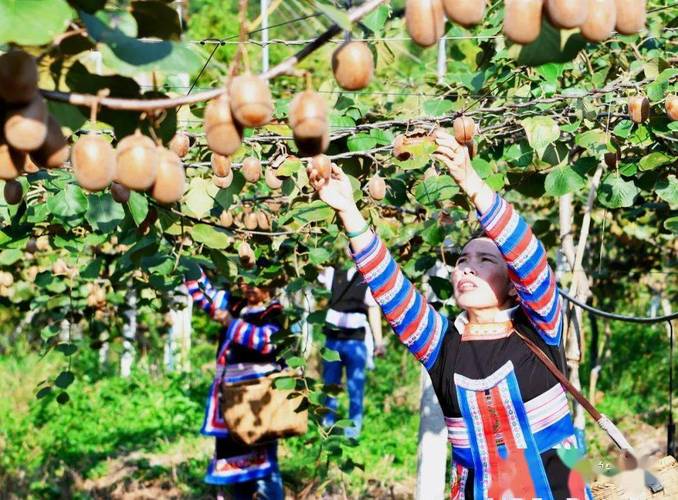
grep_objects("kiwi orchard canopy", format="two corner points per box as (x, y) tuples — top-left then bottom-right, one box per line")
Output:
(0, 0), (674, 473)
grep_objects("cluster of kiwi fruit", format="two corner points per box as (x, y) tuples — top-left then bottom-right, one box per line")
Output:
(72, 128), (187, 205)
(405, 0), (647, 47)
(628, 93), (678, 123)
(220, 204), (273, 232)
(0, 50), (69, 205)
(86, 282), (107, 309)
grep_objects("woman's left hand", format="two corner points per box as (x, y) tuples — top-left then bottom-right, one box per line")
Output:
(432, 129), (479, 194)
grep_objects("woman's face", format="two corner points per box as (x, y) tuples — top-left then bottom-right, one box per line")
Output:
(452, 237), (514, 311)
(244, 285), (270, 305)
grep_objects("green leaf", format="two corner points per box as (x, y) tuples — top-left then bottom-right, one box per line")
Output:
(55, 371), (75, 389)
(321, 347), (341, 362)
(597, 174), (638, 209)
(47, 184), (88, 222)
(191, 224), (230, 249)
(308, 247), (332, 266)
(130, 0), (182, 40)
(544, 164), (587, 196)
(575, 129), (607, 154)
(56, 392), (70, 405)
(86, 193), (125, 232)
(273, 377), (296, 390)
(664, 216), (678, 234)
(655, 175), (677, 207)
(214, 173), (245, 210)
(41, 325), (60, 341)
(361, 4), (389, 33)
(56, 343), (77, 356)
(0, 249), (23, 266)
(521, 116), (560, 157)
(471, 158), (493, 179)
(369, 128), (394, 145)
(286, 356), (305, 369)
(277, 200), (334, 226)
(393, 140), (436, 170)
(80, 12), (201, 76)
(422, 99), (454, 116)
(429, 276), (454, 300)
(183, 177), (217, 218)
(0, 0), (73, 45)
(347, 134), (377, 152)
(314, 1), (351, 31)
(613, 120), (634, 139)
(276, 157), (303, 177)
(36, 386), (53, 400)
(414, 175), (459, 207)
(511, 20), (586, 66)
(127, 191), (149, 226)
(535, 63), (565, 84)
(639, 152), (671, 171)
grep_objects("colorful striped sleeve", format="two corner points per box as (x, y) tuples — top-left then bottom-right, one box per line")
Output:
(226, 304), (282, 354)
(478, 193), (563, 345)
(185, 270), (230, 318)
(352, 234), (448, 370)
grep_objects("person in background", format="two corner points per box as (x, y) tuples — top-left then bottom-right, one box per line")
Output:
(186, 269), (285, 500)
(318, 261), (384, 439)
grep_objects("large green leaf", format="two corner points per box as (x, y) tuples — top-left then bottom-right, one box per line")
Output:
(130, 0), (182, 41)
(0, 0), (73, 45)
(183, 177), (218, 219)
(191, 224), (231, 249)
(638, 152), (671, 171)
(127, 192), (149, 226)
(80, 11), (201, 76)
(47, 184), (89, 221)
(597, 174), (638, 209)
(655, 175), (677, 207)
(544, 164), (586, 196)
(414, 175), (459, 207)
(361, 4), (390, 33)
(86, 193), (125, 232)
(313, 1), (351, 31)
(277, 200), (334, 226)
(510, 20), (586, 66)
(521, 116), (560, 157)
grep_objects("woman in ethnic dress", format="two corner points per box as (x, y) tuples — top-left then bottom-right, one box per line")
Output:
(186, 271), (285, 500)
(307, 129), (589, 499)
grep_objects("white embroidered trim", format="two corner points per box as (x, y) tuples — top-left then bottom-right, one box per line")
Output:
(453, 361), (515, 391)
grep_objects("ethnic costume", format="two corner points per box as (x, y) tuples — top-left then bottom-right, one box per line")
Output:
(352, 193), (591, 499)
(186, 272), (283, 489)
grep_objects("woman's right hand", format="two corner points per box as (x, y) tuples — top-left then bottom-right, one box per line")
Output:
(307, 163), (357, 215)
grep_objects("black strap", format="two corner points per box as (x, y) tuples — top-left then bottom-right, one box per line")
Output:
(328, 268), (362, 310)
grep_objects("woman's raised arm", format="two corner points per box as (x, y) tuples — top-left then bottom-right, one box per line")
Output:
(185, 269), (230, 319)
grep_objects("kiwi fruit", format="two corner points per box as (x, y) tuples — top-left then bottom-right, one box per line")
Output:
(503, 0), (544, 45)
(211, 153), (232, 177)
(4, 94), (48, 151)
(615, 0), (646, 35)
(545, 0), (588, 28)
(256, 211), (270, 231)
(0, 50), (38, 103)
(3, 179), (23, 205)
(666, 95), (678, 121)
(368, 175), (386, 201)
(406, 0), (446, 47)
(265, 167), (283, 189)
(604, 151), (620, 168)
(310, 154), (332, 180)
(442, 0), (486, 27)
(266, 199), (282, 213)
(244, 212), (258, 230)
(31, 115), (68, 168)
(0, 136), (26, 180)
(229, 74), (274, 127)
(238, 241), (255, 268)
(169, 132), (190, 158)
(72, 133), (116, 192)
(0, 271), (14, 287)
(580, 0), (616, 42)
(151, 148), (186, 204)
(204, 94), (243, 156)
(111, 182), (130, 203)
(288, 90), (329, 156)
(453, 116), (475, 145)
(332, 41), (374, 90)
(116, 130), (158, 190)
(628, 95), (649, 123)
(241, 157), (261, 183)
(213, 170), (234, 189)
(219, 210), (233, 228)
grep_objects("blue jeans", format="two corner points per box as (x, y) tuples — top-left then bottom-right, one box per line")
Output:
(322, 338), (367, 438)
(229, 470), (284, 499)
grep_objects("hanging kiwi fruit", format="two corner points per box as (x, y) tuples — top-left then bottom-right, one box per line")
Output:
(204, 93), (243, 156)
(115, 130), (159, 191)
(241, 156), (262, 183)
(244, 211), (258, 230)
(0, 50), (38, 104)
(3, 180), (23, 205)
(229, 74), (274, 127)
(406, 0), (446, 47)
(545, 0), (588, 29)
(442, 0), (486, 27)
(368, 175), (386, 201)
(628, 95), (650, 123)
(256, 211), (270, 231)
(265, 166), (283, 189)
(266, 199), (282, 213)
(453, 116), (475, 145)
(211, 153), (232, 177)
(4, 94), (48, 151)
(72, 133), (116, 192)
(219, 210), (234, 228)
(169, 132), (190, 158)
(666, 95), (678, 121)
(213, 169), (234, 189)
(151, 148), (186, 204)
(332, 41), (374, 90)
(111, 182), (130, 203)
(580, 0), (616, 42)
(239, 241), (255, 268)
(615, 0), (646, 35)
(31, 115), (68, 168)
(311, 154), (332, 181)
(504, 0), (544, 45)
(0, 135), (26, 180)
(288, 89), (329, 156)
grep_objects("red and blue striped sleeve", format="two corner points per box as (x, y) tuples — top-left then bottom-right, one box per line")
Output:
(352, 234), (448, 370)
(226, 304), (282, 354)
(185, 270), (230, 319)
(478, 193), (563, 345)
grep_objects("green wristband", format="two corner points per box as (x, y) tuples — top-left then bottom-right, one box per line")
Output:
(346, 223), (370, 239)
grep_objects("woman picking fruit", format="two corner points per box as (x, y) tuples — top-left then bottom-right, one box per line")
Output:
(307, 129), (590, 499)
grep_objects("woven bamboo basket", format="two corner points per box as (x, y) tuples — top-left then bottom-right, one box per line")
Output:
(592, 456), (678, 499)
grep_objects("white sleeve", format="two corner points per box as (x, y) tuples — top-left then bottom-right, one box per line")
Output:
(317, 267), (334, 291)
(364, 287), (378, 307)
